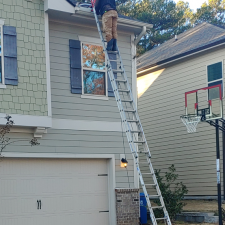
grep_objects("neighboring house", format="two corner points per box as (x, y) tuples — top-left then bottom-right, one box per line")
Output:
(137, 22), (225, 198)
(0, 0), (153, 224)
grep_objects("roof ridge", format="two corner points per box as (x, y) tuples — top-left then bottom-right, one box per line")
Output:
(137, 22), (225, 71)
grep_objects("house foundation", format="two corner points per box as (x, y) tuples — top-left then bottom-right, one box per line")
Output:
(115, 188), (139, 225)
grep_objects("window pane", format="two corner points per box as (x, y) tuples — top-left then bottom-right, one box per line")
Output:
(208, 80), (223, 100)
(207, 62), (222, 82)
(82, 44), (105, 70)
(83, 70), (105, 95)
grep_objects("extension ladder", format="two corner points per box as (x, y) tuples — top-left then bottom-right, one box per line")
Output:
(91, 3), (172, 225)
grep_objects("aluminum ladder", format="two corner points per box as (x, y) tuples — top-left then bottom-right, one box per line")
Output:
(91, 4), (172, 225)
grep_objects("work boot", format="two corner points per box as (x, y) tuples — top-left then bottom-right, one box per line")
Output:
(106, 39), (114, 51)
(112, 39), (117, 51)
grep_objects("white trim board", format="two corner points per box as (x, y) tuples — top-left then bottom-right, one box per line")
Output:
(1, 152), (115, 159)
(45, 12), (52, 117)
(44, 0), (75, 14)
(0, 113), (52, 128)
(1, 152), (116, 225)
(52, 118), (123, 132)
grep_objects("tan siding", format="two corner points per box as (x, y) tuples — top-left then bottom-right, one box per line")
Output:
(49, 20), (132, 122)
(45, 20), (135, 188)
(137, 46), (225, 196)
(4, 129), (134, 188)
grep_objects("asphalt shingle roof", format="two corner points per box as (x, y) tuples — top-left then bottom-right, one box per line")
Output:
(137, 22), (225, 71)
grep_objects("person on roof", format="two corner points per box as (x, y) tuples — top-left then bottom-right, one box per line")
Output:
(95, 0), (118, 51)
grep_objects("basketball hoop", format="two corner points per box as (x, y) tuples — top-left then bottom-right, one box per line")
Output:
(180, 115), (201, 133)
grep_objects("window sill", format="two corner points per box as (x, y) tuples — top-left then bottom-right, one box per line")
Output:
(0, 84), (6, 89)
(81, 94), (109, 101)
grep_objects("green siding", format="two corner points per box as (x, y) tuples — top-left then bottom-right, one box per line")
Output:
(0, 0), (47, 116)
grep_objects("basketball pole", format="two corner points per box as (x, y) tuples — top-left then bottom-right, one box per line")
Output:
(223, 120), (225, 201)
(215, 119), (222, 225)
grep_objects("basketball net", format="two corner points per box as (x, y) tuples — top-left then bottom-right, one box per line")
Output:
(180, 115), (201, 133)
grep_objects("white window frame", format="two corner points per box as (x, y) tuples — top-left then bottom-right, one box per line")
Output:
(81, 41), (108, 97)
(79, 36), (108, 100)
(0, 19), (6, 87)
(206, 61), (224, 97)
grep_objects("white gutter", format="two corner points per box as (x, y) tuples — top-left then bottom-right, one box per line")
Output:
(72, 7), (153, 30)
(134, 26), (146, 45)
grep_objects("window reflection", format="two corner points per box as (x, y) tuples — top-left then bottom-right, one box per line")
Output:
(83, 70), (105, 95)
(82, 44), (105, 70)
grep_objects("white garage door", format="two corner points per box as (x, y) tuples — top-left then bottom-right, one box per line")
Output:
(0, 158), (109, 225)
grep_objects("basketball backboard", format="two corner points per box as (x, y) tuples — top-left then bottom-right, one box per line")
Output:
(185, 84), (223, 121)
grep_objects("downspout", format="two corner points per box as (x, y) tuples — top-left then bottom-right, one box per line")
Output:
(132, 26), (147, 190)
(134, 26), (146, 45)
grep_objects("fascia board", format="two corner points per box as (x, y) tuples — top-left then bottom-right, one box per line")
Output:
(44, 0), (75, 14)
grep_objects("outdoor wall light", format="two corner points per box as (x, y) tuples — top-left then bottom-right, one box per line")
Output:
(121, 158), (128, 168)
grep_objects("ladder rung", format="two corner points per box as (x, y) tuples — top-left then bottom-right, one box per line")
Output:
(107, 50), (118, 54)
(127, 119), (138, 122)
(118, 89), (129, 92)
(116, 79), (127, 83)
(113, 69), (124, 73)
(144, 184), (156, 186)
(152, 206), (164, 209)
(139, 151), (150, 153)
(130, 130), (141, 133)
(124, 109), (135, 112)
(149, 195), (160, 198)
(142, 173), (153, 175)
(133, 141), (145, 144)
(109, 59), (120, 62)
(121, 99), (133, 103)
(156, 217), (167, 221)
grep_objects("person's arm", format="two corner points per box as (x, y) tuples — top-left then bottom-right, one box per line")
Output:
(95, 0), (100, 15)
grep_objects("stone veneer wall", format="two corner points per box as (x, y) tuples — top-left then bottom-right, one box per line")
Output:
(0, 0), (47, 116)
(115, 188), (139, 225)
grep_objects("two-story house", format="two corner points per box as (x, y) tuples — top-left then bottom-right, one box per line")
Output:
(0, 0), (152, 224)
(137, 22), (225, 199)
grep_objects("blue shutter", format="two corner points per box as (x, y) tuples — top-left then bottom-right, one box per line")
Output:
(69, 40), (82, 94)
(108, 52), (117, 97)
(3, 26), (18, 85)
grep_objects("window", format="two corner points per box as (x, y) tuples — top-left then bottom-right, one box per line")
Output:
(82, 43), (106, 96)
(207, 62), (223, 98)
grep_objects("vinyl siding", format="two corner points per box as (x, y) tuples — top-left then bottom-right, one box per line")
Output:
(49, 20), (132, 122)
(137, 46), (225, 196)
(37, 19), (134, 188)
(3, 129), (134, 188)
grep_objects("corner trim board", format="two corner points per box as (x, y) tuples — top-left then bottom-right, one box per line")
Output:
(45, 12), (52, 117)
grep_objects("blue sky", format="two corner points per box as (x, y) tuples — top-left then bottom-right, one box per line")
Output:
(174, 0), (207, 11)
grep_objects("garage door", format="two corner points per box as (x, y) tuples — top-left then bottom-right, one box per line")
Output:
(0, 158), (109, 225)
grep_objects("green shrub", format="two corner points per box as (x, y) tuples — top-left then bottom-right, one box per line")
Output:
(154, 164), (188, 221)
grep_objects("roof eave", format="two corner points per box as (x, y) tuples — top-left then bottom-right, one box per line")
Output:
(72, 7), (153, 30)
(137, 38), (225, 76)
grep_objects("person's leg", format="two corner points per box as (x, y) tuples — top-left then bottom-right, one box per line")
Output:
(102, 11), (114, 50)
(112, 10), (118, 51)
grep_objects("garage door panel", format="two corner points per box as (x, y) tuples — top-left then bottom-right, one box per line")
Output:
(0, 158), (109, 225)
